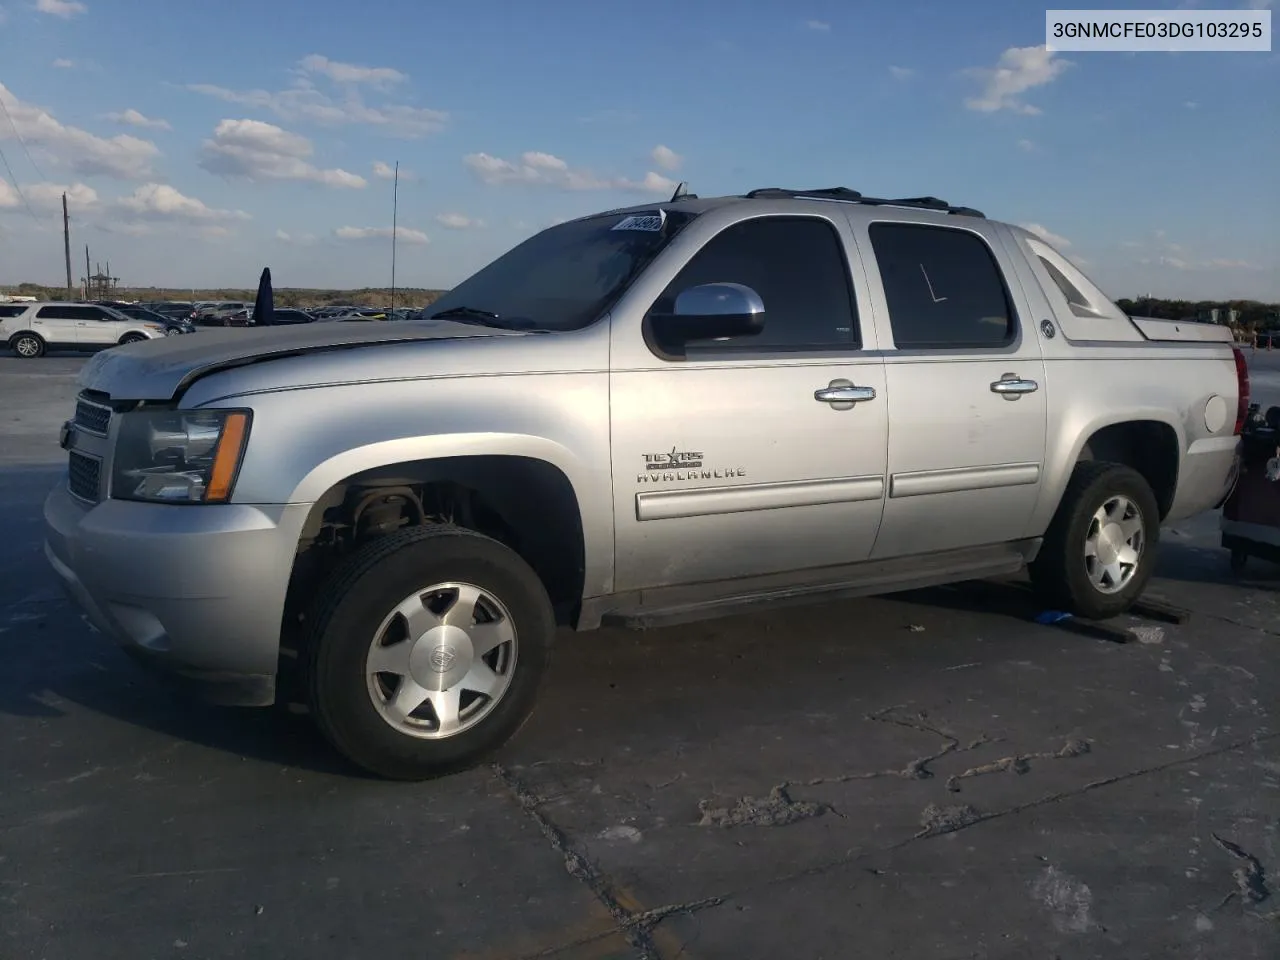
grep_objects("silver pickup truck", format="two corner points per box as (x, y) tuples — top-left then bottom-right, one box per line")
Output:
(43, 187), (1246, 780)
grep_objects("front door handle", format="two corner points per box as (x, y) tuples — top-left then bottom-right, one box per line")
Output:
(815, 380), (876, 410)
(990, 374), (1038, 400)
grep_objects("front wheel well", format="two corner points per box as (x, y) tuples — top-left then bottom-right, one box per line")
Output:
(284, 455), (587, 640)
(1077, 420), (1180, 519)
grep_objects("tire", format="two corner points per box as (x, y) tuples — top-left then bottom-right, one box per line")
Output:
(10, 332), (45, 359)
(118, 333), (147, 345)
(1229, 548), (1248, 575)
(1029, 461), (1160, 620)
(303, 523), (554, 780)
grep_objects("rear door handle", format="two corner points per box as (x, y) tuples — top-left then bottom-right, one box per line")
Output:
(990, 374), (1038, 399)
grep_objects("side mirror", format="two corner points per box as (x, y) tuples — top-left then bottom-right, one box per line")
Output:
(649, 282), (765, 345)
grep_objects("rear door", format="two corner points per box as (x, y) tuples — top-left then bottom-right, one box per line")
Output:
(32, 305), (82, 346)
(853, 216), (1049, 559)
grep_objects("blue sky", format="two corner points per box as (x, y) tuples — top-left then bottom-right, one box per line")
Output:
(0, 0), (1275, 300)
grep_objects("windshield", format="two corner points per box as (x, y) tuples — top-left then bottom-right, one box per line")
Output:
(426, 209), (696, 331)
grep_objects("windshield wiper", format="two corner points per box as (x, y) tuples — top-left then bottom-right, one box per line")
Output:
(429, 306), (502, 325)
(428, 306), (551, 333)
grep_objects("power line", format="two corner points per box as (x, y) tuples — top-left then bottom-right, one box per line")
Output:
(0, 89), (48, 182)
(0, 142), (39, 222)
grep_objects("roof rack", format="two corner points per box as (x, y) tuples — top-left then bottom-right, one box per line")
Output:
(743, 187), (985, 218)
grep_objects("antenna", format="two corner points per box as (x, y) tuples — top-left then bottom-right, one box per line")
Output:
(669, 181), (689, 202)
(390, 160), (399, 312)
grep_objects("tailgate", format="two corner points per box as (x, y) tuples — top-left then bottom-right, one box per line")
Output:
(1129, 316), (1236, 343)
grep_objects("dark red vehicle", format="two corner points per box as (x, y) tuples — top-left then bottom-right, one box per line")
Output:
(1221, 402), (1280, 572)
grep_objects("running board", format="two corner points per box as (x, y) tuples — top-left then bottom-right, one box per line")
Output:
(583, 539), (1041, 631)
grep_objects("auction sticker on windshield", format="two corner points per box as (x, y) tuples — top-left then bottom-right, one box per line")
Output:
(612, 211), (666, 232)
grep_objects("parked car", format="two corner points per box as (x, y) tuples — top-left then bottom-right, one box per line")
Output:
(261, 309), (316, 325)
(44, 186), (1244, 780)
(143, 301), (198, 323)
(115, 305), (195, 335)
(194, 302), (253, 327)
(4, 301), (167, 357)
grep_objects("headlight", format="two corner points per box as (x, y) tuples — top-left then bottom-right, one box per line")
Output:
(111, 409), (251, 503)
(145, 324), (166, 333)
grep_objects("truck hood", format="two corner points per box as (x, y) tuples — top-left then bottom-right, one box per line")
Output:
(77, 320), (521, 400)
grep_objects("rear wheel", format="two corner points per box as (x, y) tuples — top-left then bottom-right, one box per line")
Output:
(118, 332), (147, 345)
(10, 332), (45, 359)
(1030, 462), (1160, 619)
(304, 524), (554, 780)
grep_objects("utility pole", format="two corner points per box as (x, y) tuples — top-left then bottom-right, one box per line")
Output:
(62, 192), (73, 299)
(84, 245), (90, 301)
(390, 160), (399, 312)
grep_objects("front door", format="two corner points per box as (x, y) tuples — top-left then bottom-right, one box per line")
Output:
(609, 212), (889, 592)
(852, 216), (1049, 560)
(75, 306), (127, 346)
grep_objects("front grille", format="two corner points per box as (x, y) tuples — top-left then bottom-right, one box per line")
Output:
(74, 396), (112, 435)
(68, 451), (102, 502)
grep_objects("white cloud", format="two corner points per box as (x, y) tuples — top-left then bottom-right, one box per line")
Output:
(36, 0), (85, 18)
(334, 225), (428, 245)
(888, 65), (914, 80)
(276, 229), (317, 244)
(650, 145), (682, 172)
(1141, 254), (1261, 271)
(1185, 100), (1198, 109)
(20, 181), (98, 212)
(198, 118), (367, 189)
(186, 80), (447, 139)
(1017, 138), (1036, 152)
(464, 150), (676, 195)
(805, 19), (830, 31)
(112, 184), (250, 223)
(0, 82), (159, 179)
(104, 108), (171, 130)
(371, 160), (416, 181)
(964, 45), (1071, 114)
(0, 180), (20, 208)
(298, 54), (406, 88)
(51, 58), (75, 68)
(435, 212), (483, 229)
(1020, 222), (1072, 248)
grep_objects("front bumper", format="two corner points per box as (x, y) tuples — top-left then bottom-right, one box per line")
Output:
(43, 479), (311, 706)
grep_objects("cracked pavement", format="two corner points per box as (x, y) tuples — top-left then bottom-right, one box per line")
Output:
(2, 353), (1278, 959)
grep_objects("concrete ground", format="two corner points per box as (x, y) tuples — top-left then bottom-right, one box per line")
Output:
(1, 349), (1277, 960)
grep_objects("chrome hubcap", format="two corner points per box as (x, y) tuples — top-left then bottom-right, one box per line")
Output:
(16, 338), (37, 356)
(1084, 495), (1144, 594)
(366, 582), (517, 739)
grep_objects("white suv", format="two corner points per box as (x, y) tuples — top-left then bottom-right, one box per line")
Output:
(2, 301), (167, 359)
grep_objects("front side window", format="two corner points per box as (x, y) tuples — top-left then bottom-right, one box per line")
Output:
(425, 210), (696, 332)
(870, 222), (1016, 349)
(648, 216), (859, 355)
